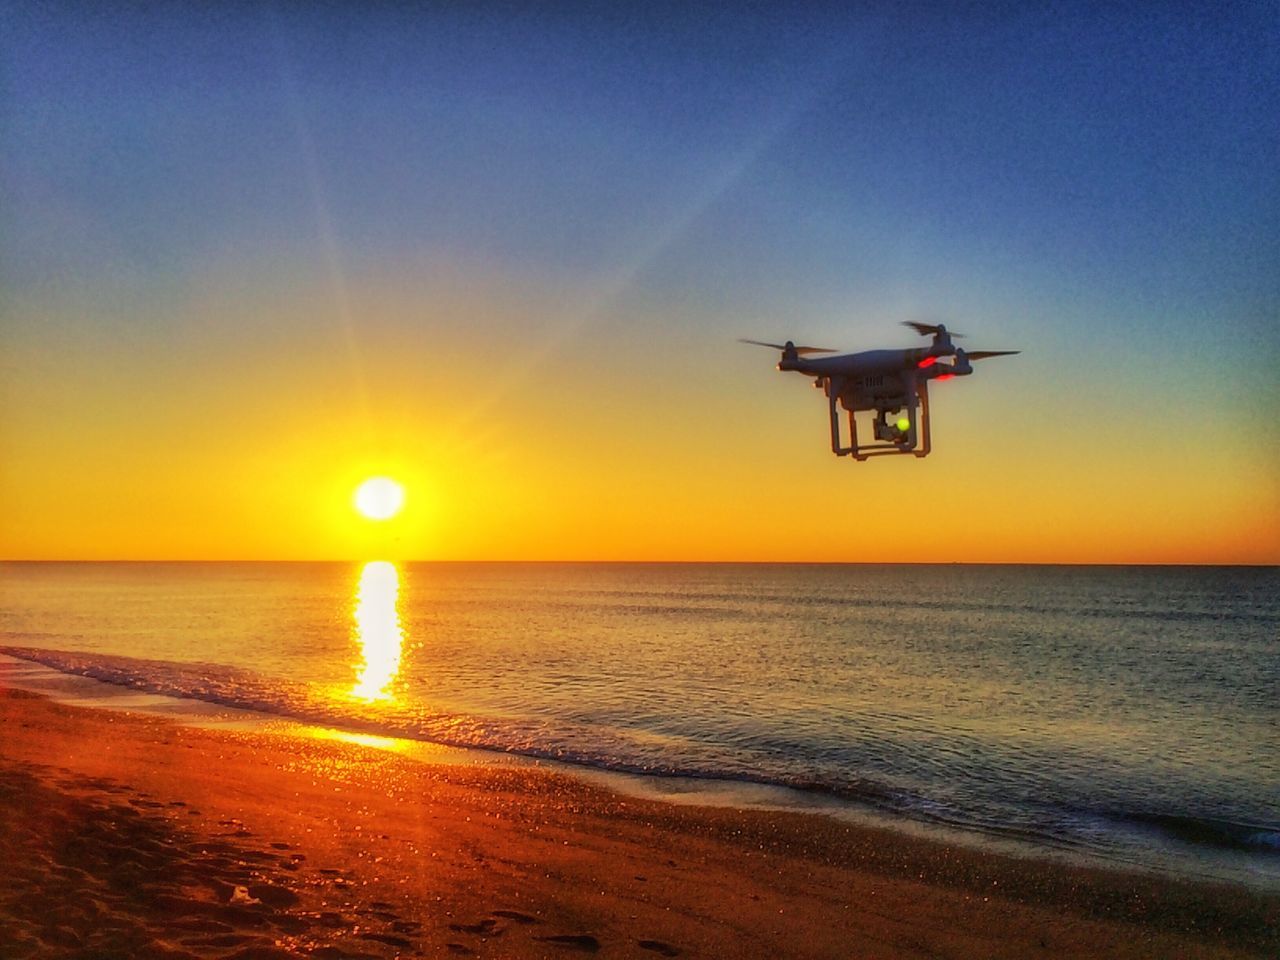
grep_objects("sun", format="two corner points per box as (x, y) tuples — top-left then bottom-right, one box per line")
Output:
(353, 477), (405, 521)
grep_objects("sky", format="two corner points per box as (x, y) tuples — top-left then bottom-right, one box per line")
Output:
(2, 2), (1277, 563)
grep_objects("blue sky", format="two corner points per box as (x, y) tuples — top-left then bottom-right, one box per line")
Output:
(3, 2), (1277, 560)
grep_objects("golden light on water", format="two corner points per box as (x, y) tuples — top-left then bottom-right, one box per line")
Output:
(354, 477), (405, 521)
(351, 560), (405, 701)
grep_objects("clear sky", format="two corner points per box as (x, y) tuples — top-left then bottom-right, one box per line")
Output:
(2, 2), (1277, 562)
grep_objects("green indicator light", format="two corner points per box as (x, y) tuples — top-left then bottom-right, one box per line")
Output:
(896, 417), (910, 432)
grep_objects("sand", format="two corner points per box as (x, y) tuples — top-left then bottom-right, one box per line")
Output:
(0, 686), (1275, 959)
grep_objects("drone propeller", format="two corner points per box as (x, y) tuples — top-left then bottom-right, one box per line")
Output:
(902, 321), (964, 339)
(962, 350), (1020, 361)
(738, 338), (837, 355)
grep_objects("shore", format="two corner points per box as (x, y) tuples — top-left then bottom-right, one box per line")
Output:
(0, 686), (1275, 959)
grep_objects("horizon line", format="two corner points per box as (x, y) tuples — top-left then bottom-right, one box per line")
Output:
(2, 558), (1277, 568)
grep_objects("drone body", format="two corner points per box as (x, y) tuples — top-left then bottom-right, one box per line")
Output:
(742, 323), (1018, 461)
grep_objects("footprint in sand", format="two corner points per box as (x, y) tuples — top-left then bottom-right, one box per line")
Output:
(181, 932), (268, 948)
(310, 948), (383, 960)
(358, 931), (413, 948)
(198, 840), (239, 855)
(311, 947), (384, 960)
(492, 909), (539, 924)
(246, 883), (300, 908)
(172, 918), (235, 934)
(638, 939), (681, 956)
(449, 918), (498, 935)
(535, 933), (601, 952)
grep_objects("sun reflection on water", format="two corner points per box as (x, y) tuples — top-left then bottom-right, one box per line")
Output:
(351, 560), (404, 702)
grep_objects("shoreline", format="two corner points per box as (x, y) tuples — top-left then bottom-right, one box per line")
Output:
(2, 652), (1275, 895)
(1, 683), (1276, 958)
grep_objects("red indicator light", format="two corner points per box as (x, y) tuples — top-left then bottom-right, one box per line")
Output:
(917, 356), (937, 368)
(935, 373), (955, 382)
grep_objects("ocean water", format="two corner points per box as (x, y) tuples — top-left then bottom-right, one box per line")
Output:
(1, 561), (1276, 886)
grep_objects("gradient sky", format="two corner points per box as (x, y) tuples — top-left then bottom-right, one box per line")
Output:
(2, 2), (1277, 562)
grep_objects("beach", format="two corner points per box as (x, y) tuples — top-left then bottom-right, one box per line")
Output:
(1, 685), (1275, 960)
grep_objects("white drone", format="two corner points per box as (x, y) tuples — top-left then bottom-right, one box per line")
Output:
(742, 322), (1019, 460)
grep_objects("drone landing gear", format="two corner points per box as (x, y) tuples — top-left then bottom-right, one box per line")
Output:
(827, 381), (932, 460)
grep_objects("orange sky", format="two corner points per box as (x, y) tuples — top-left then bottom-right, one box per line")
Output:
(2, 268), (1276, 564)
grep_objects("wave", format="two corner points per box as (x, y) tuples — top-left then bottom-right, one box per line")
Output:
(1114, 811), (1280, 855)
(0, 644), (895, 792)
(3, 645), (1277, 866)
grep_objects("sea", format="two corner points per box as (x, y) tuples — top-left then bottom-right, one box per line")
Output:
(1, 562), (1276, 888)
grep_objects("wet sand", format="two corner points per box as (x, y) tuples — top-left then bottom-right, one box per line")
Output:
(0, 686), (1275, 959)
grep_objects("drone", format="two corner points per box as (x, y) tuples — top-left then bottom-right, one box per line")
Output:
(742, 322), (1018, 460)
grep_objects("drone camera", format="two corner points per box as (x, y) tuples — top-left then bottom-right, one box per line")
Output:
(873, 409), (914, 445)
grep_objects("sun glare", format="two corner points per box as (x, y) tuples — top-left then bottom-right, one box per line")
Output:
(354, 477), (405, 521)
(351, 560), (404, 701)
